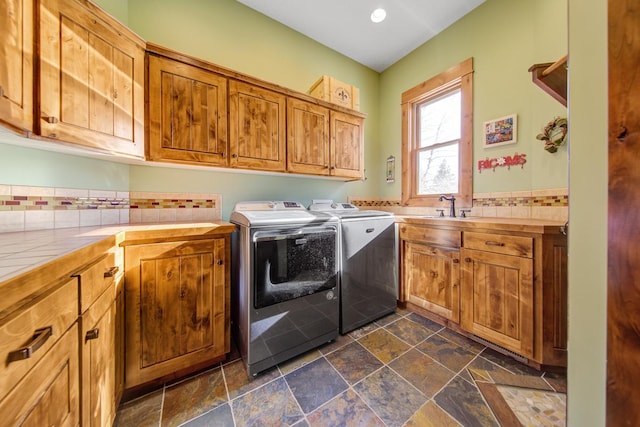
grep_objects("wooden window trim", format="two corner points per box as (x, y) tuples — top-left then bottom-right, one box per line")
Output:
(401, 57), (474, 208)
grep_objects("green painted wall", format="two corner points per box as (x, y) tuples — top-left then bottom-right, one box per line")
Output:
(567, 0), (607, 424)
(378, 0), (568, 199)
(93, 0), (129, 24)
(0, 140), (130, 191)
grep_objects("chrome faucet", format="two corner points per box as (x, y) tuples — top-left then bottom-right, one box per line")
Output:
(438, 194), (456, 217)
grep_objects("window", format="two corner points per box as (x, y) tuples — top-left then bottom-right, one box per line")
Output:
(401, 58), (473, 208)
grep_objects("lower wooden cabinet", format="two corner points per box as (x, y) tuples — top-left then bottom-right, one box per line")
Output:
(124, 237), (230, 388)
(399, 220), (567, 368)
(80, 285), (118, 427)
(403, 241), (461, 323)
(0, 322), (80, 426)
(460, 247), (534, 359)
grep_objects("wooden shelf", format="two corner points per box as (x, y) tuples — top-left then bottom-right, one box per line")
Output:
(529, 55), (568, 107)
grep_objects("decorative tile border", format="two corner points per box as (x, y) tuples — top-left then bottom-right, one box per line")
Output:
(349, 188), (568, 221)
(0, 194), (130, 211)
(0, 185), (222, 233)
(130, 198), (216, 210)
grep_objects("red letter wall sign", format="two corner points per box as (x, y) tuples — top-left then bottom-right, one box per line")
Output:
(478, 153), (527, 173)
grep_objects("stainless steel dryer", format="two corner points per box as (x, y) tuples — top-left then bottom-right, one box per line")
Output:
(309, 200), (398, 334)
(230, 201), (340, 377)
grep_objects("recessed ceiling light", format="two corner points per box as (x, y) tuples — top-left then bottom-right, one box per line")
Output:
(371, 8), (387, 23)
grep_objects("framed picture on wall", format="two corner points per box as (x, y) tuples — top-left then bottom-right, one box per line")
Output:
(483, 114), (517, 147)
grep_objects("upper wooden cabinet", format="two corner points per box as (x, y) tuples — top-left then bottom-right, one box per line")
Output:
(0, 0), (33, 133)
(229, 80), (286, 172)
(38, 0), (145, 158)
(331, 111), (364, 179)
(147, 54), (228, 166)
(287, 97), (330, 175)
(287, 98), (364, 180)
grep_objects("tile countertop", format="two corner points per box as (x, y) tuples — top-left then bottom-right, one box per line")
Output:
(0, 221), (236, 316)
(395, 215), (567, 234)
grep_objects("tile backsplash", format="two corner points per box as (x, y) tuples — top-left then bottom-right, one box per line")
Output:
(350, 188), (569, 222)
(0, 185), (222, 233)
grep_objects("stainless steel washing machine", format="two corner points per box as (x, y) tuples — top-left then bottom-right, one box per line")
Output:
(308, 200), (398, 334)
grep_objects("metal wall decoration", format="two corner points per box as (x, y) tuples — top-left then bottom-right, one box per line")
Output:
(386, 156), (395, 183)
(478, 152), (527, 173)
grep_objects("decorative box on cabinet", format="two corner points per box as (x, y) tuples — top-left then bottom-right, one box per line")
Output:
(123, 236), (231, 389)
(0, 0), (33, 133)
(38, 0), (145, 157)
(147, 54), (229, 166)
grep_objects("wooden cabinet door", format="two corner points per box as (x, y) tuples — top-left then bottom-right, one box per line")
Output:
(124, 238), (229, 388)
(460, 248), (534, 358)
(38, 0), (144, 157)
(147, 55), (228, 166)
(229, 81), (286, 171)
(0, 323), (80, 427)
(287, 97), (330, 175)
(81, 285), (117, 427)
(0, 0), (33, 132)
(330, 111), (364, 179)
(403, 241), (460, 323)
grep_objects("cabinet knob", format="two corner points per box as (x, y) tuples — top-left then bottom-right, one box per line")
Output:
(7, 326), (53, 363)
(452, 258), (459, 264)
(465, 257), (472, 263)
(216, 259), (223, 265)
(42, 116), (59, 124)
(232, 154), (238, 158)
(85, 328), (100, 341)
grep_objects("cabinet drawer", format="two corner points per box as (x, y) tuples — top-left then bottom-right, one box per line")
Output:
(0, 322), (80, 426)
(75, 252), (119, 314)
(399, 224), (461, 247)
(0, 277), (78, 402)
(463, 231), (533, 258)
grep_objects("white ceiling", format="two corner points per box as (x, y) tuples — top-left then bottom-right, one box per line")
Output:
(236, 0), (485, 72)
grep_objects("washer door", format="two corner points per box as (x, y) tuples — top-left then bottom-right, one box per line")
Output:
(253, 227), (337, 309)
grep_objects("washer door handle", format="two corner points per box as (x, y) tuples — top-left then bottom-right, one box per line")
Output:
(366, 228), (375, 233)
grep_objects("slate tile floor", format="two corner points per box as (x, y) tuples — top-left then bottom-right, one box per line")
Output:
(115, 308), (567, 427)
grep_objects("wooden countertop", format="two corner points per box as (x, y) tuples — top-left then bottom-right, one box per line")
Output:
(0, 221), (235, 317)
(395, 215), (567, 234)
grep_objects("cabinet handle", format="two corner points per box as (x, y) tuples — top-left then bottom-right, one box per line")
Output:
(42, 116), (59, 124)
(216, 259), (223, 265)
(484, 241), (505, 247)
(465, 257), (472, 263)
(104, 266), (119, 278)
(7, 326), (53, 363)
(85, 328), (100, 341)
(452, 258), (459, 264)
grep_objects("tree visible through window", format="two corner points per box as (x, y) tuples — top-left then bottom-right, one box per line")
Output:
(401, 58), (473, 208)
